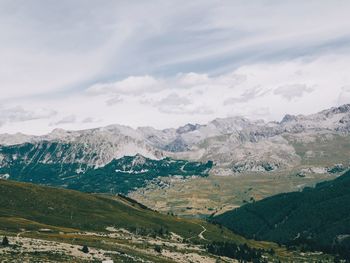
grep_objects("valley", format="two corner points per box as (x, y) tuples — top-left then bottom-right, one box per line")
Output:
(129, 171), (338, 217)
(130, 131), (349, 217)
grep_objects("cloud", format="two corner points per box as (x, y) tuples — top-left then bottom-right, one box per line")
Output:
(155, 93), (191, 106)
(86, 75), (161, 96)
(153, 93), (199, 114)
(106, 96), (123, 106)
(82, 117), (97, 123)
(224, 86), (270, 104)
(338, 86), (350, 105)
(86, 72), (212, 101)
(0, 106), (56, 126)
(274, 84), (314, 101)
(50, 115), (76, 126)
(177, 72), (210, 86)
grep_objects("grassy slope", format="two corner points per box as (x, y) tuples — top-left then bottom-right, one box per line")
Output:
(213, 170), (350, 253)
(130, 172), (337, 217)
(0, 179), (244, 243)
(288, 133), (350, 166)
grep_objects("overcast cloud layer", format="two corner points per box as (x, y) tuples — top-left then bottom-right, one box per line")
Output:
(1, 0), (350, 134)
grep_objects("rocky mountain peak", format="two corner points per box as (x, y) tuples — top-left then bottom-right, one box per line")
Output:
(280, 114), (298, 123)
(132, 154), (147, 166)
(320, 104), (350, 117)
(176, 123), (201, 134)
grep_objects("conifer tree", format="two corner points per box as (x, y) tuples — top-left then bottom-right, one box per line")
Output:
(82, 245), (89, 253)
(2, 236), (9, 246)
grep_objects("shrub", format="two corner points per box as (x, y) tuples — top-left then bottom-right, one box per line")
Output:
(81, 245), (89, 253)
(154, 245), (162, 253)
(2, 236), (9, 246)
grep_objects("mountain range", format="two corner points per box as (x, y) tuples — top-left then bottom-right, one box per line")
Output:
(1, 104), (350, 176)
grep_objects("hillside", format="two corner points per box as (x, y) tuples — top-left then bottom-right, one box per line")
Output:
(213, 170), (350, 259)
(0, 179), (335, 262)
(0, 179), (215, 239)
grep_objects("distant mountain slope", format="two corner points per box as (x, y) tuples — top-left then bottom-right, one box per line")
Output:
(0, 150), (212, 194)
(213, 170), (350, 258)
(68, 155), (212, 194)
(0, 126), (163, 166)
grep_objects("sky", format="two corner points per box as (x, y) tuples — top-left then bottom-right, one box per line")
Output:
(1, 0), (350, 135)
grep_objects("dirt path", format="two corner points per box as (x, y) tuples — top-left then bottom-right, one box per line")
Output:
(16, 230), (31, 239)
(198, 224), (207, 240)
(16, 230), (31, 256)
(188, 223), (208, 241)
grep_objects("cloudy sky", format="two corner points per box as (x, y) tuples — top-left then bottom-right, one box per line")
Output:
(1, 0), (350, 134)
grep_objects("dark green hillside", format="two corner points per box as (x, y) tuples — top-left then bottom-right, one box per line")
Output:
(68, 155), (212, 194)
(0, 141), (212, 194)
(213, 170), (350, 259)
